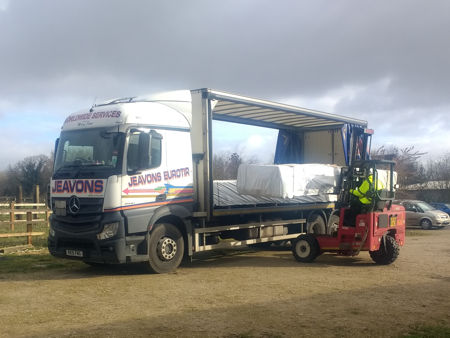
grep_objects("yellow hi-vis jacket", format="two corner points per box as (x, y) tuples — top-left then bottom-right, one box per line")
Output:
(350, 175), (385, 205)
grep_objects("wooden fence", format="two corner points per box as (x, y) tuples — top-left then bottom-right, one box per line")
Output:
(0, 202), (51, 245)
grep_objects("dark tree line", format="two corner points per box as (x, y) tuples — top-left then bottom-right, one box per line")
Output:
(0, 154), (53, 201)
(372, 146), (450, 202)
(1, 147), (448, 202)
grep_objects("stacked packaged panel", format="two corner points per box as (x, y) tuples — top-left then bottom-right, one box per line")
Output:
(236, 163), (342, 199)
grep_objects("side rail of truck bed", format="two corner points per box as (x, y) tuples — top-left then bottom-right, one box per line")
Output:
(194, 218), (306, 252)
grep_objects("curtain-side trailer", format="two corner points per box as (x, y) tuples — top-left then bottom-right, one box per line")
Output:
(48, 88), (369, 273)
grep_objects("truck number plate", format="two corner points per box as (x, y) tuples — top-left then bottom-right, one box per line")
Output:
(66, 249), (83, 257)
(54, 200), (67, 216)
(55, 200), (66, 208)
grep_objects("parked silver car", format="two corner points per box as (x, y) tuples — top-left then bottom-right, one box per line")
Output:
(395, 200), (450, 229)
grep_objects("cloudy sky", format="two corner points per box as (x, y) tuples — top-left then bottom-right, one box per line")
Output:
(0, 0), (449, 168)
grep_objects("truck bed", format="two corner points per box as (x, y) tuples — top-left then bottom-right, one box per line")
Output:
(213, 180), (337, 208)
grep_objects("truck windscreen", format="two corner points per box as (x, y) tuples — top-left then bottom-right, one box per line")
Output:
(53, 128), (125, 179)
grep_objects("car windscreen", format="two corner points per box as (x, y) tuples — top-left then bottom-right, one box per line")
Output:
(416, 201), (435, 212)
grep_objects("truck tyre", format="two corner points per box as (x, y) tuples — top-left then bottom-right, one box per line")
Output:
(307, 214), (326, 235)
(327, 211), (340, 236)
(292, 234), (320, 263)
(147, 223), (184, 274)
(420, 219), (432, 230)
(369, 235), (399, 265)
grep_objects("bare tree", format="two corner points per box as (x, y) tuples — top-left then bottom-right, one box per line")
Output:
(372, 145), (426, 186)
(6, 154), (53, 199)
(213, 152), (243, 180)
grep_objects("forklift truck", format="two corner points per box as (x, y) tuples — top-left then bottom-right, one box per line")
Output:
(291, 159), (406, 265)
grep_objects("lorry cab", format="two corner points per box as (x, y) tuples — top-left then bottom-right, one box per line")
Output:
(49, 92), (195, 266)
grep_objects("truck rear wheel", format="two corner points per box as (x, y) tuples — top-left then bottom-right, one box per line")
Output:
(307, 214), (326, 235)
(147, 223), (184, 274)
(327, 211), (340, 236)
(369, 235), (399, 265)
(292, 234), (320, 263)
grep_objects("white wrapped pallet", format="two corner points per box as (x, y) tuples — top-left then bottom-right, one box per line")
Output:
(236, 164), (294, 198)
(237, 163), (342, 199)
(292, 164), (341, 196)
(376, 169), (398, 189)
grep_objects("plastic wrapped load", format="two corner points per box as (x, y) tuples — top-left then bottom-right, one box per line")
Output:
(292, 164), (342, 196)
(237, 163), (342, 199)
(376, 169), (398, 190)
(236, 164), (294, 199)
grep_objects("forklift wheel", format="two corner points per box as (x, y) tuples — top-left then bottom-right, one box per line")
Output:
(292, 234), (319, 263)
(369, 235), (399, 265)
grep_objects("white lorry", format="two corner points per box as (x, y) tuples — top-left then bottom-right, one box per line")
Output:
(48, 88), (370, 273)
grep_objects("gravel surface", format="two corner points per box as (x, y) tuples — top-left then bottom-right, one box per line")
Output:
(1, 227), (449, 337)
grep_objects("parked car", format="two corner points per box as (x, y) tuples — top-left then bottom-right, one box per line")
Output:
(430, 202), (450, 215)
(394, 200), (450, 229)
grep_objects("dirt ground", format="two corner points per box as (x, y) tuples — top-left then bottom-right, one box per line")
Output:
(1, 227), (449, 338)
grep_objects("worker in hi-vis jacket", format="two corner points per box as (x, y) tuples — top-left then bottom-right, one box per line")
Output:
(350, 174), (385, 205)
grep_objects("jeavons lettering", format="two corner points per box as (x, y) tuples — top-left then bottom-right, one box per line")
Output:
(52, 180), (104, 194)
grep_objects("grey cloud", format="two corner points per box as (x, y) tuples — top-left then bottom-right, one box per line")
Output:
(1, 0), (449, 104)
(0, 0), (449, 167)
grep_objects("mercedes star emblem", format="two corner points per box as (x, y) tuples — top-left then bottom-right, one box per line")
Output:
(68, 195), (81, 215)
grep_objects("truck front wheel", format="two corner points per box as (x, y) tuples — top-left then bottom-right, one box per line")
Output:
(369, 235), (399, 265)
(147, 223), (184, 274)
(292, 234), (320, 263)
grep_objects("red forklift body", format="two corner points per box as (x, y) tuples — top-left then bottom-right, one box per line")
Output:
(317, 204), (405, 255)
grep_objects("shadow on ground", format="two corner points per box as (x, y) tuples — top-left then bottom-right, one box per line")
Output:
(12, 280), (450, 338)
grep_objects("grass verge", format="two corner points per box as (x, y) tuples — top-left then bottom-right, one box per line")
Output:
(403, 324), (450, 337)
(0, 251), (84, 274)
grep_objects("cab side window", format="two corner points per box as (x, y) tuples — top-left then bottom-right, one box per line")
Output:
(149, 132), (162, 168)
(127, 130), (162, 173)
(127, 133), (140, 172)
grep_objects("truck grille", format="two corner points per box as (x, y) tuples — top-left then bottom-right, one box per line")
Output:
(52, 197), (104, 232)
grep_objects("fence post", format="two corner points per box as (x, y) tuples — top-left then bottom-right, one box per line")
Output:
(17, 185), (23, 221)
(26, 211), (32, 245)
(46, 209), (51, 227)
(10, 201), (15, 231)
(34, 185), (40, 220)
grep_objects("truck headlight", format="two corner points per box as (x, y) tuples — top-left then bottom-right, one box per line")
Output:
(97, 222), (119, 240)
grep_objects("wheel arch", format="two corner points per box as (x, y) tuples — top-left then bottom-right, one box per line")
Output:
(419, 217), (433, 225)
(386, 228), (397, 237)
(147, 204), (192, 256)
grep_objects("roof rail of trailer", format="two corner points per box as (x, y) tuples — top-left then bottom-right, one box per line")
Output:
(195, 88), (368, 131)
